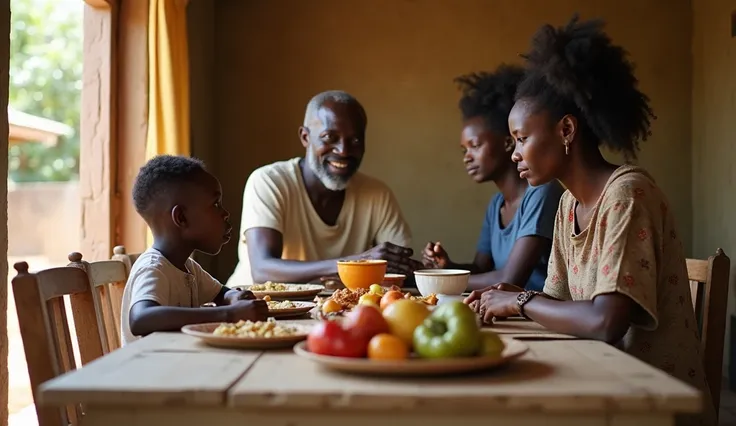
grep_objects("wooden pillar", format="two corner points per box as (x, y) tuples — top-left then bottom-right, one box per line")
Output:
(82, 0), (149, 260)
(80, 0), (116, 261)
(115, 0), (149, 254)
(0, 3), (11, 426)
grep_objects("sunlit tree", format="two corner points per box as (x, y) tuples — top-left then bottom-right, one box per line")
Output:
(8, 0), (82, 182)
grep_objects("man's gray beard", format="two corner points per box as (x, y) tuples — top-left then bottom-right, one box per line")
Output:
(306, 150), (350, 191)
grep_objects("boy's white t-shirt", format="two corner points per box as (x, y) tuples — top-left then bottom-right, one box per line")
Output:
(120, 248), (223, 346)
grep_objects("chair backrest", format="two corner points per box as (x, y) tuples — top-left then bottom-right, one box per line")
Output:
(67, 246), (140, 353)
(12, 261), (105, 426)
(112, 245), (141, 275)
(686, 248), (730, 413)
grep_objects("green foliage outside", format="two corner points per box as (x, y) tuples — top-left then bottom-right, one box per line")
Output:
(8, 0), (83, 182)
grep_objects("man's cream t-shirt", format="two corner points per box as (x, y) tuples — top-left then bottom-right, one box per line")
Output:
(226, 157), (412, 286)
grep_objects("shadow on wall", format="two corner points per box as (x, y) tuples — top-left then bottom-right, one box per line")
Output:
(7, 181), (81, 263)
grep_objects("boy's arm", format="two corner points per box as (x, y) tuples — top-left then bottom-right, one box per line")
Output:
(128, 300), (235, 336)
(126, 265), (266, 337)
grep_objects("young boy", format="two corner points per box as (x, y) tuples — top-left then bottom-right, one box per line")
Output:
(120, 155), (268, 346)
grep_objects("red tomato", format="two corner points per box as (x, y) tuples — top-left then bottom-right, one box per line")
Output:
(344, 305), (390, 342)
(306, 320), (367, 358)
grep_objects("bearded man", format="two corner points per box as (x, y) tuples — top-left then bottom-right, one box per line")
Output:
(226, 90), (420, 286)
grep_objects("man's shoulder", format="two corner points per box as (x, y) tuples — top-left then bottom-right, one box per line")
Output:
(349, 171), (395, 198)
(247, 158), (301, 187)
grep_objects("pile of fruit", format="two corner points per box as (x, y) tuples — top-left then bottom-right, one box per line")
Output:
(314, 284), (438, 319)
(306, 299), (505, 361)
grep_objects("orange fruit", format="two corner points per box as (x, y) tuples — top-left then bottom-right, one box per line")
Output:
(379, 290), (404, 310)
(321, 299), (342, 314)
(367, 333), (409, 360)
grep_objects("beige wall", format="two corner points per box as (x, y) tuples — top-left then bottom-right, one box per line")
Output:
(196, 0), (694, 282)
(692, 0), (736, 371)
(7, 182), (81, 263)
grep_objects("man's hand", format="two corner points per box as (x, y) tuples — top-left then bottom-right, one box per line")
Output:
(359, 242), (423, 274)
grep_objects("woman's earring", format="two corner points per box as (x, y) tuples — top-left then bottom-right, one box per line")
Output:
(564, 139), (570, 155)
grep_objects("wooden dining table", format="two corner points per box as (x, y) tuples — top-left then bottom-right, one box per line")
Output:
(37, 318), (702, 426)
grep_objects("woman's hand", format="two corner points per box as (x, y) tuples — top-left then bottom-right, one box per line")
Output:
(464, 282), (523, 304)
(422, 241), (450, 268)
(476, 288), (523, 323)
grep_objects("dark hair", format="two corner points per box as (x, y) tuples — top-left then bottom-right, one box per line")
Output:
(515, 14), (656, 158)
(455, 64), (525, 136)
(132, 155), (207, 216)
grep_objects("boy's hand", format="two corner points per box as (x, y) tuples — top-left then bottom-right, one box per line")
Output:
(226, 299), (268, 322)
(223, 289), (256, 305)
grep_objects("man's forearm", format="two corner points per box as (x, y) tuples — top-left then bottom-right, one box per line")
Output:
(251, 258), (341, 284)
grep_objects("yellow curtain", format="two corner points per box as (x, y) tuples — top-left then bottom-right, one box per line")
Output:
(146, 0), (190, 246)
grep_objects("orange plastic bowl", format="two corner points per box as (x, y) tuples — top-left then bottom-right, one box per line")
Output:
(336, 259), (387, 290)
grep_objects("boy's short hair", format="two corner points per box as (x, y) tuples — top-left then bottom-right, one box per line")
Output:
(132, 155), (207, 217)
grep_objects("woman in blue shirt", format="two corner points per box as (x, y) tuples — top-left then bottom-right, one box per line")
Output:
(423, 64), (564, 291)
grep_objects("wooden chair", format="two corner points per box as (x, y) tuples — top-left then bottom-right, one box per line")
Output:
(12, 261), (104, 426)
(686, 248), (731, 413)
(111, 244), (141, 275)
(67, 246), (140, 353)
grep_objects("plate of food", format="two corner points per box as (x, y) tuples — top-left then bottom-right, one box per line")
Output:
(237, 282), (325, 300)
(293, 337), (527, 376)
(295, 300), (527, 376)
(314, 284), (438, 319)
(181, 319), (312, 349)
(263, 296), (316, 318)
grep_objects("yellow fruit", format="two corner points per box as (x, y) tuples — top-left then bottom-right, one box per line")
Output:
(321, 299), (342, 314)
(369, 284), (385, 296)
(359, 293), (382, 306)
(478, 332), (506, 357)
(368, 333), (409, 360)
(382, 299), (431, 347)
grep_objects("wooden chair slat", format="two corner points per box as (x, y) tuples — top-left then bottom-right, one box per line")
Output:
(68, 245), (140, 354)
(686, 248), (730, 415)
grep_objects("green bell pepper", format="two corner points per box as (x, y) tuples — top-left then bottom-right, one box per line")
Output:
(413, 301), (481, 358)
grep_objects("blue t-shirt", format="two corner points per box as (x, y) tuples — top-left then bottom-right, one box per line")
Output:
(476, 181), (565, 291)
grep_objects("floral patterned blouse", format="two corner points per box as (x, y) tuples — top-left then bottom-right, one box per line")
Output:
(544, 165), (715, 426)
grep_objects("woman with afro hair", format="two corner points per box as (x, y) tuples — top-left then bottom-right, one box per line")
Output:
(465, 15), (715, 425)
(423, 64), (564, 292)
